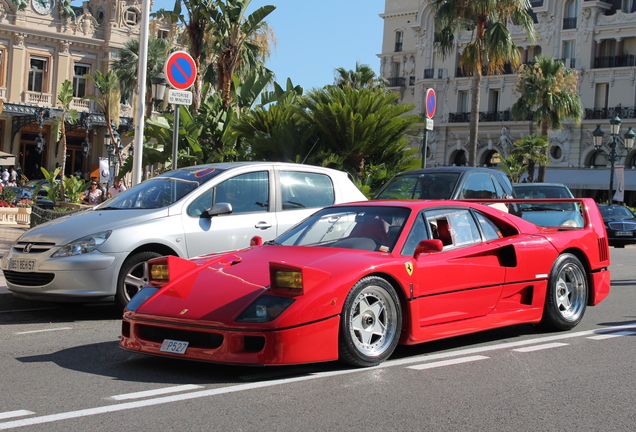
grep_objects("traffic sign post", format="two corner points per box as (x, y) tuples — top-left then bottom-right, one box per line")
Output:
(422, 88), (437, 168)
(164, 51), (197, 169)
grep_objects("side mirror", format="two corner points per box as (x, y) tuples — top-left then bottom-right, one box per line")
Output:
(413, 239), (443, 259)
(201, 202), (233, 218)
(250, 236), (263, 246)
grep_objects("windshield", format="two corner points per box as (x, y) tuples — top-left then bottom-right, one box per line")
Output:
(96, 177), (199, 210)
(514, 185), (575, 211)
(275, 206), (411, 252)
(375, 173), (460, 200)
(600, 206), (636, 219)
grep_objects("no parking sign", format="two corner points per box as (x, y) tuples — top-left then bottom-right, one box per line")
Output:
(165, 51), (197, 90)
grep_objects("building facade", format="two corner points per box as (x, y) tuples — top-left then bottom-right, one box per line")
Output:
(0, 0), (172, 182)
(379, 0), (636, 205)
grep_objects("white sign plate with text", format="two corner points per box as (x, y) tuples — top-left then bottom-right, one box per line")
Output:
(168, 89), (193, 105)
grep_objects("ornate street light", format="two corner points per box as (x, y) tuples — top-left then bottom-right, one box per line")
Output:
(151, 71), (168, 104)
(593, 116), (634, 202)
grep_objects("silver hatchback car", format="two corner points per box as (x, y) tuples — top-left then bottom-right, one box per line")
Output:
(1, 162), (366, 309)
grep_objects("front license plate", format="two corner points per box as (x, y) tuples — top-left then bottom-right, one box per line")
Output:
(10, 259), (35, 271)
(616, 231), (632, 236)
(160, 339), (189, 355)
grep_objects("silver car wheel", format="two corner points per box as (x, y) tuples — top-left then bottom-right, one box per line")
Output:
(554, 261), (586, 322)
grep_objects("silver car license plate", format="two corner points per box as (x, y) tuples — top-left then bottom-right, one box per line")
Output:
(10, 259), (35, 271)
(160, 339), (189, 355)
(616, 231), (632, 236)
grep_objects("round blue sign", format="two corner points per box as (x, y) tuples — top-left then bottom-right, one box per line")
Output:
(165, 51), (197, 90)
(425, 88), (436, 118)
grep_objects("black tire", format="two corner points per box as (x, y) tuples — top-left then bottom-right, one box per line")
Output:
(339, 276), (402, 367)
(539, 253), (588, 331)
(115, 251), (163, 311)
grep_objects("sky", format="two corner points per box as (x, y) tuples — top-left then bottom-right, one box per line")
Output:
(149, 0), (386, 90)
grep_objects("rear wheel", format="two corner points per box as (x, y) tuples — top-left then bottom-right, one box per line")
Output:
(539, 253), (588, 331)
(339, 276), (402, 367)
(115, 251), (162, 311)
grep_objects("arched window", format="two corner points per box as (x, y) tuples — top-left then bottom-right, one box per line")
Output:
(395, 31), (403, 52)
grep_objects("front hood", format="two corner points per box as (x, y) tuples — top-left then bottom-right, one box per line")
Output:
(135, 245), (388, 325)
(19, 208), (170, 244)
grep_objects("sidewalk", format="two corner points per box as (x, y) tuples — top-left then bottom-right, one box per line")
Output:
(0, 225), (29, 295)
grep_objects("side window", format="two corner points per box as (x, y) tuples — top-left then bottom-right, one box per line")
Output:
(401, 212), (430, 255)
(280, 171), (334, 210)
(461, 172), (497, 199)
(214, 171), (269, 214)
(491, 175), (507, 198)
(187, 189), (213, 217)
(474, 211), (504, 241)
(425, 209), (481, 249)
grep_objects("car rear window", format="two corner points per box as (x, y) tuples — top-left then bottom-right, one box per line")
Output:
(375, 173), (460, 200)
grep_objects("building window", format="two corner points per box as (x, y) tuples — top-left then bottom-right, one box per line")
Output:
(458, 91), (469, 113)
(488, 89), (500, 113)
(28, 57), (48, 92)
(563, 0), (578, 29)
(395, 31), (403, 52)
(73, 64), (90, 97)
(157, 29), (169, 39)
(595, 83), (609, 110)
(622, 0), (633, 13)
(124, 8), (139, 25)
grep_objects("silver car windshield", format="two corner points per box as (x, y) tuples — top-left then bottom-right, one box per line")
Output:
(96, 178), (199, 210)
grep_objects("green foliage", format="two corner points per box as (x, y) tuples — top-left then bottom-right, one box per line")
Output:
(500, 153), (526, 183)
(63, 176), (90, 204)
(510, 134), (550, 183)
(39, 167), (63, 202)
(0, 186), (17, 204)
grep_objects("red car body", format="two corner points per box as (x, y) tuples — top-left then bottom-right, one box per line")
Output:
(120, 199), (610, 367)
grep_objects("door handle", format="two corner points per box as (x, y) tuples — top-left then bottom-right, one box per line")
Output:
(255, 221), (273, 229)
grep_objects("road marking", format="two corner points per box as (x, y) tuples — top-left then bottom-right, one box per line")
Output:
(107, 384), (204, 401)
(588, 330), (636, 340)
(0, 411), (33, 421)
(512, 342), (569, 352)
(407, 355), (489, 370)
(1, 322), (635, 430)
(14, 327), (72, 335)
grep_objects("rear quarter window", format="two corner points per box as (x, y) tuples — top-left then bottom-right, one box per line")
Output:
(280, 171), (335, 210)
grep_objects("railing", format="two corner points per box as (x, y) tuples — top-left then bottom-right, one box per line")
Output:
(455, 63), (514, 77)
(424, 68), (434, 79)
(556, 58), (578, 69)
(584, 106), (636, 120)
(24, 91), (52, 106)
(563, 17), (577, 29)
(448, 110), (533, 123)
(386, 77), (406, 87)
(593, 55), (636, 68)
(0, 87), (6, 100)
(394, 42), (403, 52)
(71, 97), (93, 111)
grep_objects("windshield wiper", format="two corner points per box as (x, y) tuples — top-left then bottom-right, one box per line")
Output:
(264, 240), (281, 245)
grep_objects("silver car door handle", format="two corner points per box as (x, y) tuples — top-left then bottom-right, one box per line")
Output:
(255, 221), (273, 229)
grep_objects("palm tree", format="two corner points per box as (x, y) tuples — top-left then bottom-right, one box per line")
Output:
(334, 62), (387, 90)
(500, 153), (526, 183)
(53, 80), (79, 196)
(511, 56), (583, 182)
(209, 0), (276, 110)
(510, 134), (550, 183)
(431, 0), (535, 167)
(83, 70), (123, 166)
(111, 36), (171, 118)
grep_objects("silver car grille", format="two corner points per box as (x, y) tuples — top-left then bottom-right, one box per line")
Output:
(13, 241), (55, 254)
(608, 221), (636, 231)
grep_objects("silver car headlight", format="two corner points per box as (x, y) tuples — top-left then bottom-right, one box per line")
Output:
(51, 231), (112, 257)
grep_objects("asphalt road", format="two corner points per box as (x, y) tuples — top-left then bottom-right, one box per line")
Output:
(0, 247), (634, 431)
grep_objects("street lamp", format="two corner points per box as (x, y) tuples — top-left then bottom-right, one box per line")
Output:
(593, 116), (635, 202)
(151, 71), (168, 105)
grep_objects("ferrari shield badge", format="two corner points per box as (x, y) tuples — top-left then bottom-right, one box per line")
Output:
(405, 262), (414, 276)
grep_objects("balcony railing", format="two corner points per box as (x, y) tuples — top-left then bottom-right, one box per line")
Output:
(394, 42), (403, 52)
(386, 77), (406, 87)
(0, 87), (5, 100)
(584, 106), (636, 120)
(593, 55), (636, 69)
(448, 110), (533, 123)
(71, 97), (93, 111)
(563, 17), (577, 29)
(456, 63), (514, 77)
(556, 58), (578, 69)
(24, 91), (52, 106)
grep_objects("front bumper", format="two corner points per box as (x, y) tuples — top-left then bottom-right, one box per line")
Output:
(120, 314), (341, 365)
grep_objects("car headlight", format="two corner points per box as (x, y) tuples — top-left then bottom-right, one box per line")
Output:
(236, 295), (295, 323)
(51, 230), (112, 257)
(561, 219), (579, 227)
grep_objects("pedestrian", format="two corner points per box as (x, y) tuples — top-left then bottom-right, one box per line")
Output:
(1, 167), (8, 184)
(107, 176), (127, 198)
(9, 167), (17, 183)
(82, 180), (104, 205)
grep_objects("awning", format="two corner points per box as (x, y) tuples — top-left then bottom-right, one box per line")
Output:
(545, 167), (636, 191)
(0, 151), (15, 166)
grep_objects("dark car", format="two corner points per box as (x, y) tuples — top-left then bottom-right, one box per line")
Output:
(373, 166), (517, 213)
(598, 204), (636, 248)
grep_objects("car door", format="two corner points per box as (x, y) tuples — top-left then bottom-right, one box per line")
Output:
(182, 170), (277, 257)
(411, 208), (506, 326)
(274, 169), (338, 234)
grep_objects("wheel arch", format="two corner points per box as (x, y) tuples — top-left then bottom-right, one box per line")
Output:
(126, 242), (180, 261)
(364, 271), (410, 334)
(558, 247), (594, 305)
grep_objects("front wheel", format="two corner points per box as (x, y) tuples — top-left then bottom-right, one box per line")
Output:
(339, 276), (402, 367)
(539, 253), (588, 331)
(115, 251), (163, 311)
